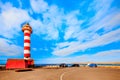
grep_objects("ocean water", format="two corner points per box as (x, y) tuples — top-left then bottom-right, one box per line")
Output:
(97, 64), (120, 66)
(34, 64), (120, 67)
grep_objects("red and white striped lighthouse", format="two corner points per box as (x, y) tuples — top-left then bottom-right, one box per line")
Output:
(22, 23), (32, 60)
(6, 23), (34, 69)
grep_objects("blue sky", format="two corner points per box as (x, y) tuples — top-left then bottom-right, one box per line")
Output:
(0, 0), (120, 64)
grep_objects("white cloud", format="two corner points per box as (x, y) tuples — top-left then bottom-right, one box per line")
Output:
(53, 0), (120, 57)
(86, 0), (120, 34)
(53, 29), (120, 56)
(29, 1), (64, 40)
(18, 0), (22, 8)
(0, 0), (64, 40)
(64, 10), (83, 40)
(94, 50), (120, 57)
(43, 50), (120, 63)
(88, 0), (114, 23)
(30, 0), (48, 13)
(71, 2), (120, 42)
(30, 18), (60, 40)
(89, 50), (120, 62)
(0, 38), (23, 56)
(30, 19), (43, 34)
(62, 0), (120, 44)
(0, 2), (31, 38)
(39, 47), (48, 51)
(87, 10), (120, 33)
(32, 48), (37, 51)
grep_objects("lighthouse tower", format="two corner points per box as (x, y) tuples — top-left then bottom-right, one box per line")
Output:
(22, 23), (34, 67)
(22, 23), (32, 60)
(6, 23), (34, 69)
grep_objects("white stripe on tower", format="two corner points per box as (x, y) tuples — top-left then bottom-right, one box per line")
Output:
(24, 30), (30, 33)
(24, 36), (30, 40)
(24, 57), (31, 60)
(24, 50), (30, 54)
(24, 43), (30, 47)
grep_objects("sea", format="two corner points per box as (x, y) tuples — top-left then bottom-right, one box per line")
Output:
(34, 63), (120, 67)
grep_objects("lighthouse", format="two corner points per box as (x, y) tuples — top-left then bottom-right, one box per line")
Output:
(22, 23), (34, 67)
(6, 23), (34, 69)
(22, 23), (32, 60)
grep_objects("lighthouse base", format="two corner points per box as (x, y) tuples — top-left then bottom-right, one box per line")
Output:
(6, 59), (34, 69)
(26, 59), (34, 68)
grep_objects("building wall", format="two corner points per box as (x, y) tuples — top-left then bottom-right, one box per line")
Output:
(6, 59), (28, 69)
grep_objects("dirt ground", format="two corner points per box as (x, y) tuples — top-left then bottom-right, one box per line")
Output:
(0, 67), (120, 80)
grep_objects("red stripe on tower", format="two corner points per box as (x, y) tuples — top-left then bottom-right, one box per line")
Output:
(24, 54), (31, 57)
(24, 46), (30, 50)
(24, 33), (30, 36)
(24, 40), (30, 43)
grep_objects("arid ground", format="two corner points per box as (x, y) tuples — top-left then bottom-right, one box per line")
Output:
(0, 67), (120, 80)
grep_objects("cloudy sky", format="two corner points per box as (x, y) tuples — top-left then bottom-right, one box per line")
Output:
(0, 0), (120, 64)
